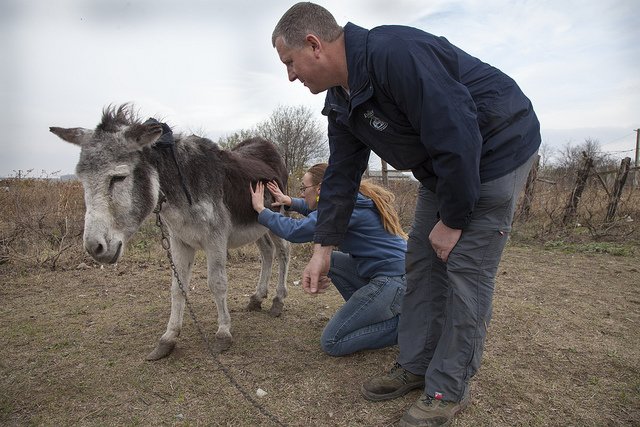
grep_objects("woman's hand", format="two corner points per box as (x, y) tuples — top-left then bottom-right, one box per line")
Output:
(266, 181), (292, 207)
(249, 181), (266, 213)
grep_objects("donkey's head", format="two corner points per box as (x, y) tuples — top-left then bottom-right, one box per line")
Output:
(51, 105), (162, 264)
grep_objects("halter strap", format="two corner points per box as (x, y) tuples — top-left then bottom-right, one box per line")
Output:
(144, 118), (193, 205)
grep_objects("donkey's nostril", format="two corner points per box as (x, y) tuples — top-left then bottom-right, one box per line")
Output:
(95, 243), (104, 255)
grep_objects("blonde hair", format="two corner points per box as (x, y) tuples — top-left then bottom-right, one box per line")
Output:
(306, 163), (408, 239)
(359, 180), (408, 239)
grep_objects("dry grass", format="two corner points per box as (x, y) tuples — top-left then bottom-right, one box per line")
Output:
(1, 244), (639, 426)
(1, 173), (638, 270)
(512, 170), (640, 243)
(0, 178), (85, 269)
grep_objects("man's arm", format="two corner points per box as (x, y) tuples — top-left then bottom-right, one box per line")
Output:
(305, 111), (370, 292)
(313, 116), (370, 245)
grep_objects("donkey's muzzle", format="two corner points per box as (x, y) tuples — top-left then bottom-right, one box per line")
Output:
(85, 238), (123, 264)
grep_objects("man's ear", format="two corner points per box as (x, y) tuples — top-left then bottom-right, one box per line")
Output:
(306, 34), (322, 56)
(49, 127), (93, 146)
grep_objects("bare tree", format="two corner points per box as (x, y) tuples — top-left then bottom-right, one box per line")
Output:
(537, 142), (554, 171)
(255, 105), (328, 182)
(216, 129), (259, 150)
(216, 105), (328, 192)
(557, 138), (614, 171)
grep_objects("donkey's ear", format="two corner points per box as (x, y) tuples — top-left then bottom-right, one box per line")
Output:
(124, 122), (163, 149)
(49, 127), (93, 145)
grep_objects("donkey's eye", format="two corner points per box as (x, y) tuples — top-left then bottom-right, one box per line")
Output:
(109, 175), (127, 192)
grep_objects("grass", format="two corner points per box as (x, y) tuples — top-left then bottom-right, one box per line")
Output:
(542, 240), (637, 256)
(1, 244), (639, 426)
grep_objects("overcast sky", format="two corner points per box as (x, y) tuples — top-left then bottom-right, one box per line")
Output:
(1, 0), (638, 178)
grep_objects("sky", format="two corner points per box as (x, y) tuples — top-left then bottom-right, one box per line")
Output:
(1, 0), (638, 178)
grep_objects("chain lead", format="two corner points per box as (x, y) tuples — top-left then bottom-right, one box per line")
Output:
(153, 196), (286, 427)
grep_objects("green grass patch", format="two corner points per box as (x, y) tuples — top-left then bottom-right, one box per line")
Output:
(542, 240), (636, 256)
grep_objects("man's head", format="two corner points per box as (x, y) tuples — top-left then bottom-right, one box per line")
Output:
(272, 2), (347, 94)
(272, 2), (342, 48)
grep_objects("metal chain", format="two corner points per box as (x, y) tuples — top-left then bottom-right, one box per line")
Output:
(153, 196), (286, 427)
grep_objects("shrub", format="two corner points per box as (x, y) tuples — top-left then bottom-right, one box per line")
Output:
(0, 177), (85, 269)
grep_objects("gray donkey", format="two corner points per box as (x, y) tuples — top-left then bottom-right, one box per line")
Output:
(51, 104), (291, 360)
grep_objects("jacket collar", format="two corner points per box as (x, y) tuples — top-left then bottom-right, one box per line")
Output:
(324, 23), (374, 117)
(343, 22), (371, 96)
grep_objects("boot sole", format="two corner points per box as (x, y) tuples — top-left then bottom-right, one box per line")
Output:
(360, 381), (424, 402)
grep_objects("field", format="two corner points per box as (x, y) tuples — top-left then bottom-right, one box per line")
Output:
(1, 243), (639, 426)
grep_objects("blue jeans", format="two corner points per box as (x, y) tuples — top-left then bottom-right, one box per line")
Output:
(321, 251), (406, 357)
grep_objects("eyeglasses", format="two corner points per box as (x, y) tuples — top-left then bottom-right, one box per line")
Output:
(299, 184), (316, 193)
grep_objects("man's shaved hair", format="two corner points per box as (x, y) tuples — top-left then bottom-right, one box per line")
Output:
(272, 2), (343, 48)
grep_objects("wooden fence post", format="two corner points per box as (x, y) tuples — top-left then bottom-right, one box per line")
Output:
(562, 152), (594, 225)
(516, 154), (540, 220)
(605, 157), (631, 223)
(381, 160), (389, 187)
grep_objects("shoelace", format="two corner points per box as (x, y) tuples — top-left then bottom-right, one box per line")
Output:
(421, 395), (451, 407)
(389, 362), (403, 373)
(421, 395), (435, 404)
(390, 362), (412, 383)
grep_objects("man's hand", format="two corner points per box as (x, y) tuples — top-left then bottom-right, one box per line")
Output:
(429, 220), (462, 262)
(302, 244), (332, 294)
(266, 181), (292, 207)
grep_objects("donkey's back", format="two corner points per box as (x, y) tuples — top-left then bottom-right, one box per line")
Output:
(218, 137), (288, 227)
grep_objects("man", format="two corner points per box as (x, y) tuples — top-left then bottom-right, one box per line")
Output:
(272, 3), (540, 426)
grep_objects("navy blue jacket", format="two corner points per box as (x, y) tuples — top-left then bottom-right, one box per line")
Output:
(316, 23), (541, 245)
(258, 193), (406, 279)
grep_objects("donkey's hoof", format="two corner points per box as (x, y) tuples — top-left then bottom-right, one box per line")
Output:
(213, 335), (233, 353)
(146, 340), (176, 361)
(246, 296), (263, 312)
(269, 299), (284, 317)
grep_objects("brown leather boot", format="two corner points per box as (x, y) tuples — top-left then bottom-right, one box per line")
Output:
(361, 362), (424, 402)
(399, 391), (471, 426)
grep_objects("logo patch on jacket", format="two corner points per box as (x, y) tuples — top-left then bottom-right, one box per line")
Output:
(364, 110), (388, 131)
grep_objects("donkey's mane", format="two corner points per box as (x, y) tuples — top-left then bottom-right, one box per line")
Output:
(97, 104), (142, 133)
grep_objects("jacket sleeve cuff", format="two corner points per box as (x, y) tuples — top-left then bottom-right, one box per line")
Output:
(440, 212), (471, 230)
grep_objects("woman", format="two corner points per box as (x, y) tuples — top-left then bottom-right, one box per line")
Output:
(249, 163), (407, 356)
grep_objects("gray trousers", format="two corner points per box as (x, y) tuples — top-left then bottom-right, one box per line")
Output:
(397, 153), (537, 402)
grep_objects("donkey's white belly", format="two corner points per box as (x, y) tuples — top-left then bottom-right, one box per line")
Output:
(227, 223), (269, 249)
(161, 202), (267, 251)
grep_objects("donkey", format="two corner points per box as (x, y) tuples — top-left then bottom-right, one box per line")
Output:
(50, 104), (291, 360)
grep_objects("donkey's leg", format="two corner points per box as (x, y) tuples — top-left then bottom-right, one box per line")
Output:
(206, 245), (233, 352)
(146, 238), (195, 361)
(247, 234), (274, 312)
(268, 232), (290, 317)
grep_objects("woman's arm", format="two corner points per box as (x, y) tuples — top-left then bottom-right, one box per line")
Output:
(249, 181), (317, 243)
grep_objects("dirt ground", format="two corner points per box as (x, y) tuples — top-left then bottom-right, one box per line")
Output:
(1, 244), (639, 426)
